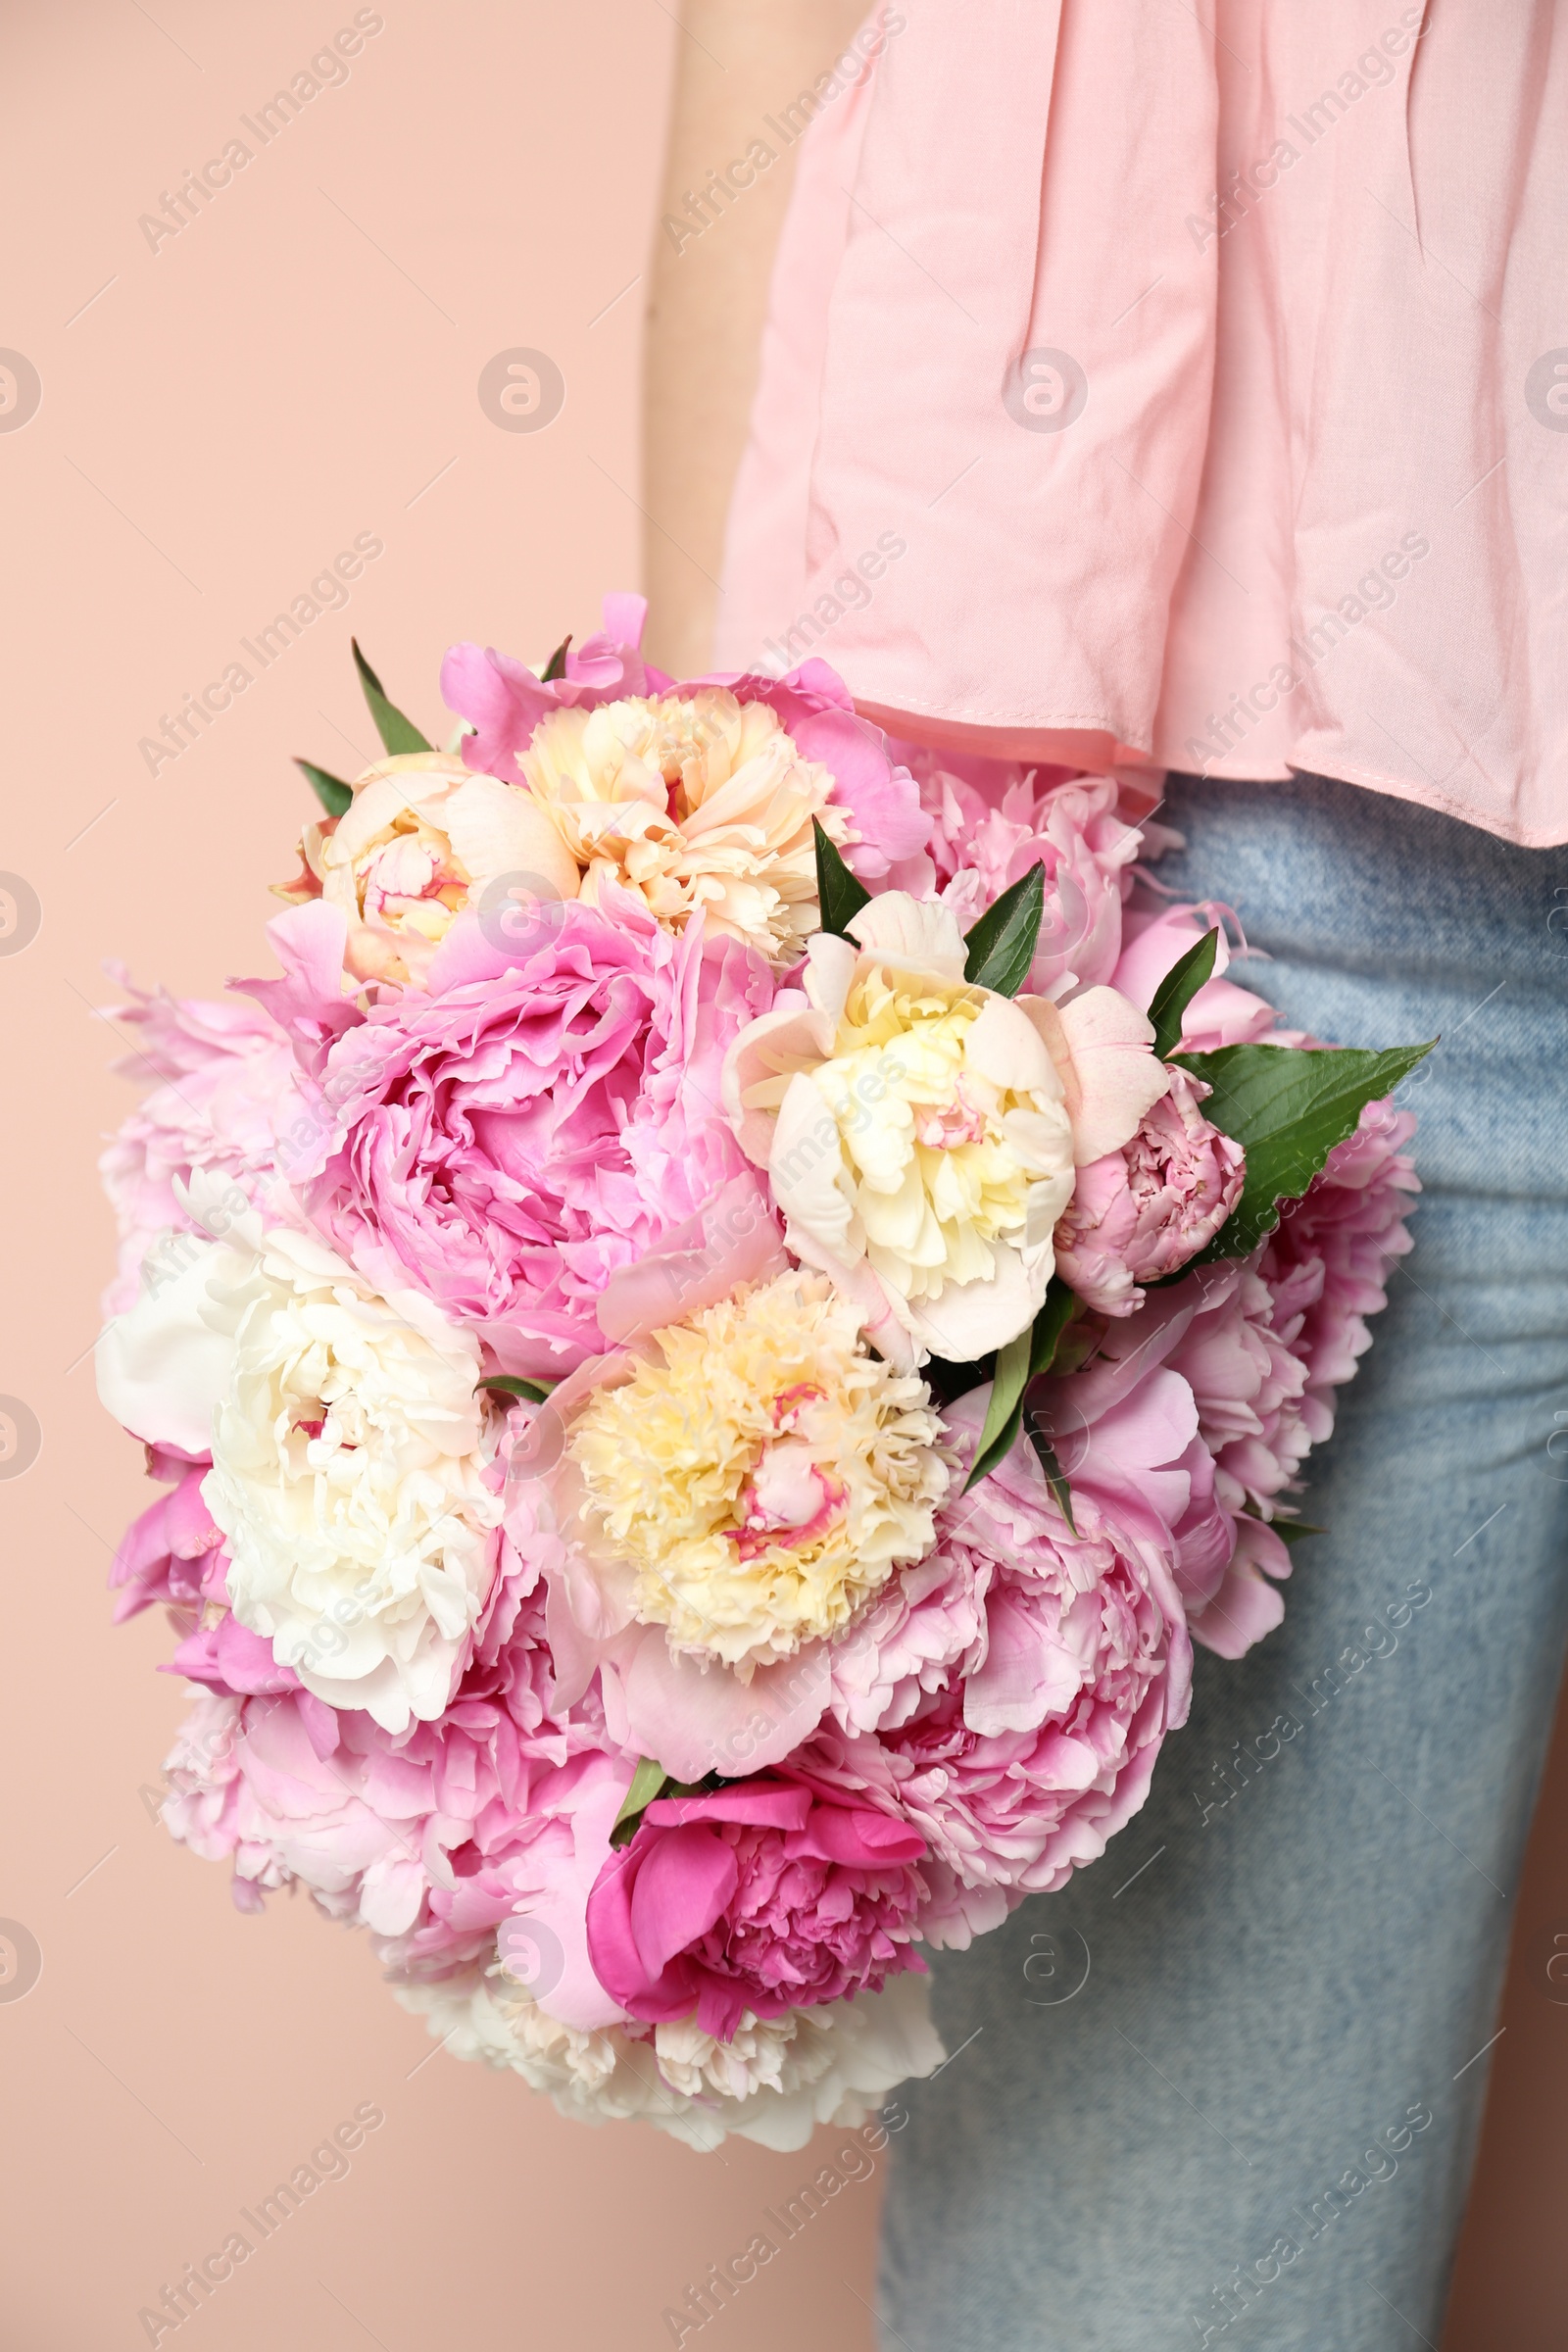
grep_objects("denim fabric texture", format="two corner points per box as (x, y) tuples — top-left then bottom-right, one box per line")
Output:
(878, 773), (1568, 2351)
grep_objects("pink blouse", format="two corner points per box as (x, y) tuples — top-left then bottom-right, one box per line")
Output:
(715, 1), (1567, 845)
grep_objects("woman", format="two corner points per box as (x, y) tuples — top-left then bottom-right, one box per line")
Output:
(646, 6), (1568, 2343)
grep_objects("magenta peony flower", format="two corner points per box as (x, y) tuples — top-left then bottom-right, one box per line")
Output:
(98, 975), (299, 1316)
(808, 1389), (1192, 1943)
(1054, 1065), (1246, 1314)
(905, 752), (1143, 992)
(287, 890), (776, 1379)
(585, 1779), (928, 2041)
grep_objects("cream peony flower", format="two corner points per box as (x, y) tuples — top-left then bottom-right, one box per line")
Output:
(96, 1179), (503, 1733)
(393, 1965), (945, 2150)
(562, 1269), (949, 1671)
(285, 750), (580, 987)
(721, 899), (1064, 1365)
(517, 689), (854, 963)
(722, 895), (1172, 1367)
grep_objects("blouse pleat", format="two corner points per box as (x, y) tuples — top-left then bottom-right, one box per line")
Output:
(716, 0), (1568, 845)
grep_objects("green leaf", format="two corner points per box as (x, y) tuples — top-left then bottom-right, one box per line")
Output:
(1022, 1404), (1078, 1533)
(1148, 927), (1219, 1059)
(963, 1279), (1076, 1492)
(295, 757), (352, 818)
(921, 1349), (996, 1407)
(1240, 1498), (1324, 1547)
(962, 861), (1045, 996)
(1175, 1039), (1436, 1261)
(607, 1763), (725, 1848)
(965, 1329), (1032, 1494)
(540, 634), (571, 682)
(609, 1757), (669, 1849)
(477, 1374), (556, 1404)
(813, 817), (871, 937)
(351, 637), (433, 756)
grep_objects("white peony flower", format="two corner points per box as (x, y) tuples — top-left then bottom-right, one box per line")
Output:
(96, 1177), (502, 1733)
(722, 897), (1073, 1367)
(392, 1966), (945, 2150)
(722, 894), (1170, 1367)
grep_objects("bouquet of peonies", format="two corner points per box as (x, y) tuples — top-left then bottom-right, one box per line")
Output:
(97, 597), (1428, 2148)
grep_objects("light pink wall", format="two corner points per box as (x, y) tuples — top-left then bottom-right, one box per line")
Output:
(0, 4), (884, 2344)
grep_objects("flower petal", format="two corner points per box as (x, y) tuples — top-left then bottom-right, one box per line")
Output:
(847, 891), (967, 975)
(628, 1823), (739, 1979)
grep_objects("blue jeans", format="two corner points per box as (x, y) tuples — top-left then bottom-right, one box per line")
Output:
(879, 775), (1568, 2350)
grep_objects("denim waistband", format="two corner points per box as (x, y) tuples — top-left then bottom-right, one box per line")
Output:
(1153, 772), (1568, 995)
(1149, 772), (1568, 1202)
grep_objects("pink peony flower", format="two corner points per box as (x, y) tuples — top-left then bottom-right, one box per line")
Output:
(803, 1388), (1191, 1943)
(1187, 1515), (1297, 1662)
(1167, 1264), (1312, 1523)
(287, 891), (776, 1379)
(1259, 1099), (1419, 1433)
(585, 1778), (928, 2041)
(1087, 1176), (1409, 1667)
(1165, 1101), (1418, 1658)
(172, 1605), (303, 1698)
(1162, 1280), (1298, 1656)
(162, 1687), (437, 1930)
(108, 1444), (226, 1622)
(907, 751), (1143, 992)
(239, 901), (366, 1082)
(1097, 905), (1419, 1655)
(1067, 1266), (1289, 1657)
(1054, 1065), (1246, 1315)
(1088, 880), (1420, 1659)
(1112, 900), (1298, 1052)
(160, 1522), (629, 2020)
(98, 975), (300, 1317)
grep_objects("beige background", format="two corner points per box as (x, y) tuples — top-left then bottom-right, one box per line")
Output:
(1, 3), (1564, 2345)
